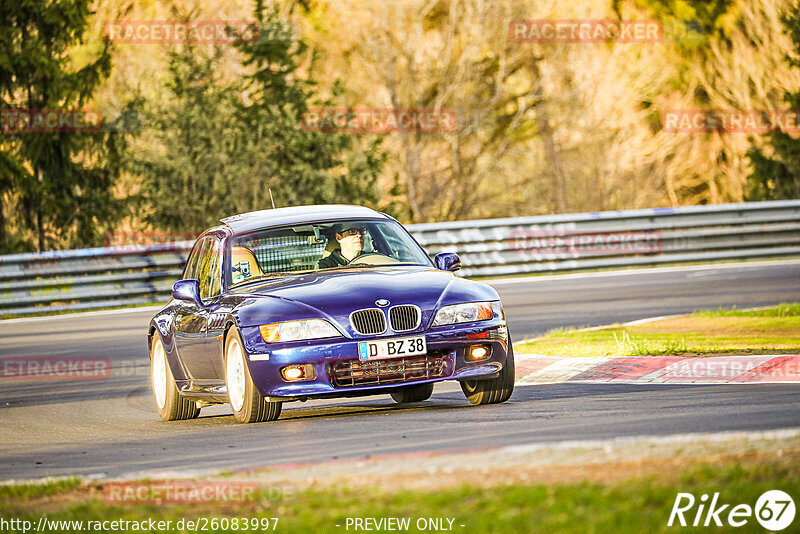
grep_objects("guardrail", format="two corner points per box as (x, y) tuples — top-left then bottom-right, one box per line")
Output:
(1, 200), (799, 316)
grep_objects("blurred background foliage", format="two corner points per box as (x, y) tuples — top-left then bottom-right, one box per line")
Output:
(1, 0), (799, 252)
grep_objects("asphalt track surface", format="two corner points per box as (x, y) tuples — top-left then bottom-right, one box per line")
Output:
(1, 260), (799, 481)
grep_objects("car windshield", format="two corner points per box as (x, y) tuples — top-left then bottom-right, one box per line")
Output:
(226, 219), (432, 287)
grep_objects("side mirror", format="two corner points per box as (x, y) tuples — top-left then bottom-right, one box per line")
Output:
(434, 252), (461, 272)
(172, 279), (203, 307)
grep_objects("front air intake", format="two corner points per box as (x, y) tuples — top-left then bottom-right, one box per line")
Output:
(389, 305), (421, 332)
(350, 309), (386, 335)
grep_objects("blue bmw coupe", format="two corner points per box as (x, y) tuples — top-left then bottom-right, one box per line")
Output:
(148, 205), (514, 423)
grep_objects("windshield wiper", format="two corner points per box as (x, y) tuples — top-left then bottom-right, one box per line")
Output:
(232, 271), (307, 288)
(321, 263), (374, 271)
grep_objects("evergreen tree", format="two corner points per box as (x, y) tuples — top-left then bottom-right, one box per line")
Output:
(136, 2), (385, 233)
(746, 4), (800, 200)
(0, 0), (126, 252)
(130, 44), (242, 233)
(232, 2), (385, 211)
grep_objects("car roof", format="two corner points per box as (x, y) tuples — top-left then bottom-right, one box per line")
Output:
(219, 204), (390, 234)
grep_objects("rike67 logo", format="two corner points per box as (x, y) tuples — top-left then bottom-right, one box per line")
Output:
(668, 490), (795, 530)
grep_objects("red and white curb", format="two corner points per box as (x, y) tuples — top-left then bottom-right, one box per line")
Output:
(515, 354), (800, 384)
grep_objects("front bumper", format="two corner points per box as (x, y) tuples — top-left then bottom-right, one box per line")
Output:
(239, 321), (509, 399)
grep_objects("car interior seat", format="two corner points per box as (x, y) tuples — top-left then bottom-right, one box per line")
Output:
(321, 236), (340, 260)
(230, 246), (264, 280)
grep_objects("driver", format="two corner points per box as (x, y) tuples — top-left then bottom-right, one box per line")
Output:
(318, 223), (367, 268)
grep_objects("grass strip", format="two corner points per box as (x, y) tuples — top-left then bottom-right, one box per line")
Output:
(517, 303), (800, 357)
(0, 454), (798, 533)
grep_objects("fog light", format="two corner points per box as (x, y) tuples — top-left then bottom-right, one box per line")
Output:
(467, 345), (490, 361)
(281, 364), (315, 381)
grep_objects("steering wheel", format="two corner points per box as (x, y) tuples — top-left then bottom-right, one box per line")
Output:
(349, 253), (401, 265)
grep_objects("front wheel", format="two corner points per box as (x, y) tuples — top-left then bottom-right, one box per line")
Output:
(391, 382), (434, 403)
(150, 335), (200, 421)
(225, 328), (282, 423)
(460, 345), (515, 405)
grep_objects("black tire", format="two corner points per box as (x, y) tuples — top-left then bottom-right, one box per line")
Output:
(225, 328), (282, 423)
(391, 382), (434, 403)
(150, 335), (200, 421)
(460, 343), (515, 405)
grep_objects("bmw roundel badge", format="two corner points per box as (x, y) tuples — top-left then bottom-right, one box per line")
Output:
(376, 299), (390, 307)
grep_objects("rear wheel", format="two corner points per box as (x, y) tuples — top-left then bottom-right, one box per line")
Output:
(460, 344), (515, 405)
(225, 328), (282, 423)
(391, 382), (434, 403)
(150, 335), (200, 421)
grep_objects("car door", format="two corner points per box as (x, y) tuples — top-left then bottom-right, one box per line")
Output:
(173, 236), (219, 380)
(197, 238), (227, 378)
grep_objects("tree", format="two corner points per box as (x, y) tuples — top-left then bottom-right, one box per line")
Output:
(129, 43), (242, 233)
(134, 2), (385, 234)
(746, 3), (800, 200)
(0, 0), (126, 252)
(319, 0), (546, 222)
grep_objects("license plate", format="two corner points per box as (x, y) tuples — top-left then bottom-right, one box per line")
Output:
(358, 336), (426, 361)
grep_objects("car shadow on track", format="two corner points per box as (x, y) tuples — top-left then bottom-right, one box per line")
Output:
(183, 382), (722, 425)
(189, 396), (473, 424)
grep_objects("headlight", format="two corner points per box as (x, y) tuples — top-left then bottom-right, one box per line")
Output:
(432, 301), (500, 326)
(259, 319), (340, 343)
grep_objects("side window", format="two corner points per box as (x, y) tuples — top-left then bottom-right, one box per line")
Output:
(209, 242), (222, 297)
(183, 239), (206, 280)
(197, 238), (220, 300)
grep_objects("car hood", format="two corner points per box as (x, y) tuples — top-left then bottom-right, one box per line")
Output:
(231, 266), (499, 335)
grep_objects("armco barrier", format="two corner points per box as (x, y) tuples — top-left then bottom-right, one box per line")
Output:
(1, 200), (799, 316)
